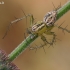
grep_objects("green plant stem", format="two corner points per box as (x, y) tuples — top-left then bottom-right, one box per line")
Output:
(57, 0), (70, 19)
(8, 34), (38, 61)
(8, 1), (70, 62)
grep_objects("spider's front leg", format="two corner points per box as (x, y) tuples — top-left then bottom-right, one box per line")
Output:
(41, 34), (49, 45)
(2, 13), (35, 39)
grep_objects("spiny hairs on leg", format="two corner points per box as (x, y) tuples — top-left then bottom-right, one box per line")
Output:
(2, 13), (24, 39)
(52, 1), (61, 11)
(55, 21), (70, 34)
(29, 43), (46, 53)
(43, 33), (61, 48)
(48, 33), (57, 48)
(42, 33), (61, 47)
(41, 33), (59, 47)
(29, 33), (60, 53)
(2, 10), (32, 39)
(29, 35), (47, 53)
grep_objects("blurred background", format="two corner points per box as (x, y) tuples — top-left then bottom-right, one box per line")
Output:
(0, 0), (70, 70)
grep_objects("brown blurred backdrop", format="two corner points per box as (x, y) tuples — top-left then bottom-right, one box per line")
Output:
(0, 0), (70, 70)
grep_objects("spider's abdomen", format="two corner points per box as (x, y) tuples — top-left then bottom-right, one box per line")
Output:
(43, 11), (57, 26)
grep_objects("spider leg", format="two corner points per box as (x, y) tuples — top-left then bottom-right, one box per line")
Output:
(29, 43), (46, 54)
(3, 9), (35, 39)
(44, 31), (57, 47)
(52, 1), (61, 11)
(2, 22), (14, 39)
(26, 28), (32, 34)
(55, 22), (70, 34)
(41, 34), (48, 45)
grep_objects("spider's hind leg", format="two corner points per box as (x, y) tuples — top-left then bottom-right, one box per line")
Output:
(55, 21), (70, 34)
(44, 31), (57, 47)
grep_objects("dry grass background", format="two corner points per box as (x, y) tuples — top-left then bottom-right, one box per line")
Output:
(0, 0), (70, 70)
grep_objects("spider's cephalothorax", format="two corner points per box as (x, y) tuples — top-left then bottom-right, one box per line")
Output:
(43, 11), (57, 26)
(31, 21), (47, 35)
